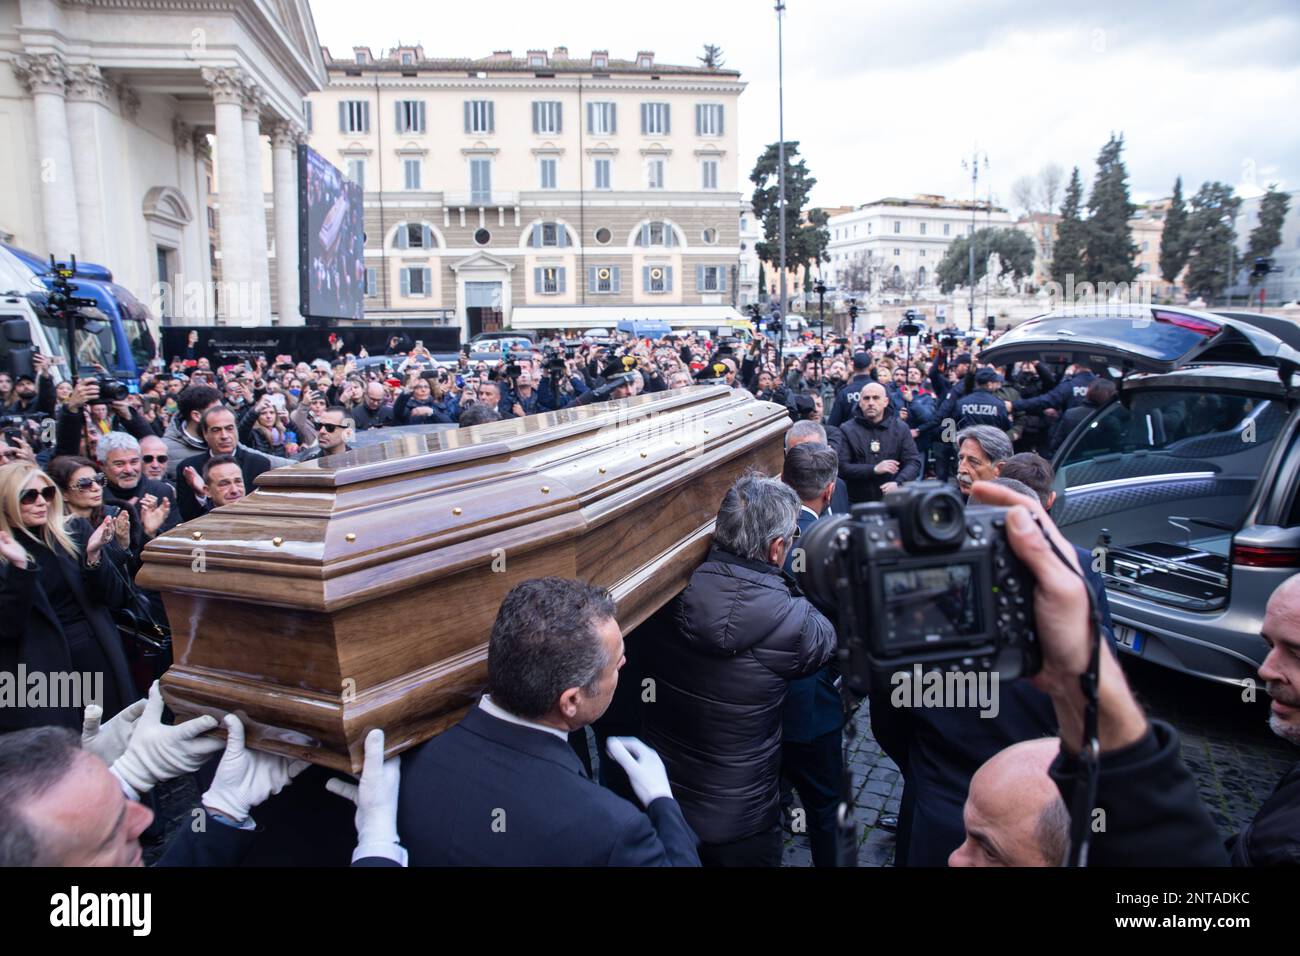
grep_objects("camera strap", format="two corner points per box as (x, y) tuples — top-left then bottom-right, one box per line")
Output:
(1035, 518), (1103, 868)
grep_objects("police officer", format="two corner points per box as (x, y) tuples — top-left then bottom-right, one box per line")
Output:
(826, 353), (875, 428)
(955, 368), (1013, 431)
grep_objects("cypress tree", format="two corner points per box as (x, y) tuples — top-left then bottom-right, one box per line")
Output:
(1050, 166), (1086, 285)
(1084, 134), (1138, 284)
(1159, 176), (1189, 284)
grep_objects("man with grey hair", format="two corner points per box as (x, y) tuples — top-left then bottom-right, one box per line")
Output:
(787, 421), (848, 514)
(97, 430), (180, 538)
(954, 424), (1014, 497)
(645, 473), (837, 866)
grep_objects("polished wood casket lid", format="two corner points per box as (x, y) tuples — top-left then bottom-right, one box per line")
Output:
(138, 385), (789, 771)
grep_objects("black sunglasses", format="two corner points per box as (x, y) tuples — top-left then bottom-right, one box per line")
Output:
(142, 454), (168, 464)
(311, 420), (343, 433)
(72, 474), (107, 491)
(20, 486), (57, 505)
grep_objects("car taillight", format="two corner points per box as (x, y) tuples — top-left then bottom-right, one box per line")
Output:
(1231, 544), (1300, 568)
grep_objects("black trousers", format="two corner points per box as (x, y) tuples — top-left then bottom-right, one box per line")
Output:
(782, 729), (846, 867)
(698, 825), (783, 867)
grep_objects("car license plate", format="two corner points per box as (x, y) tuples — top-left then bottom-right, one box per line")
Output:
(1114, 624), (1144, 654)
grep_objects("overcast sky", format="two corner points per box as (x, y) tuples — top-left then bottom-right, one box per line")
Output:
(309, 0), (1300, 213)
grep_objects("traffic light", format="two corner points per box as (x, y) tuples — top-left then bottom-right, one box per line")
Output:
(1252, 257), (1272, 280)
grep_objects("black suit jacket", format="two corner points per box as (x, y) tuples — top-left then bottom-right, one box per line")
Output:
(398, 705), (700, 866)
(829, 478), (850, 516)
(176, 446), (276, 521)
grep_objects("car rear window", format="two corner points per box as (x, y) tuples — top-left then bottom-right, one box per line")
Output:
(1053, 391), (1288, 592)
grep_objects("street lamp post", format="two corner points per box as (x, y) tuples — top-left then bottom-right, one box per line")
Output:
(815, 277), (826, 342)
(776, 0), (787, 330)
(961, 150), (988, 332)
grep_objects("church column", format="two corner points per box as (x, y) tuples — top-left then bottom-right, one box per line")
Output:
(241, 82), (272, 324)
(271, 121), (303, 325)
(64, 64), (112, 265)
(201, 67), (250, 323)
(12, 52), (80, 258)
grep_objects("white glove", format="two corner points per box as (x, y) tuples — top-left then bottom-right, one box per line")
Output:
(201, 715), (309, 823)
(109, 681), (223, 797)
(81, 696), (148, 766)
(605, 736), (674, 806)
(325, 728), (405, 864)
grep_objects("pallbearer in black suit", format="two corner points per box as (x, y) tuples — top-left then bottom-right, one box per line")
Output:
(397, 578), (700, 866)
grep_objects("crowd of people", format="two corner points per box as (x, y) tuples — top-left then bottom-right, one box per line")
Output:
(0, 320), (1295, 869)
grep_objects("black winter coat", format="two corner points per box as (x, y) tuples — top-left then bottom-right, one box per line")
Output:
(1049, 399), (1102, 455)
(1228, 758), (1300, 866)
(837, 405), (924, 504)
(0, 518), (137, 732)
(643, 547), (837, 845)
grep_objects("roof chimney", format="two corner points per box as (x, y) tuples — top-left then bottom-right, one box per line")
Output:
(552, 46), (569, 60)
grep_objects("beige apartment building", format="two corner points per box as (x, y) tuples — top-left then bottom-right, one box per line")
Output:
(295, 44), (747, 335)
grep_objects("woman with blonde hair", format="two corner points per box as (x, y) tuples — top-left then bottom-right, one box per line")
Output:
(0, 461), (136, 732)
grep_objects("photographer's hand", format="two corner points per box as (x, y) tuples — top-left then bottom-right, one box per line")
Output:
(972, 481), (1147, 755)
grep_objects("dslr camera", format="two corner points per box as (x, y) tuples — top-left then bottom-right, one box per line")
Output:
(90, 375), (130, 402)
(796, 481), (1039, 693)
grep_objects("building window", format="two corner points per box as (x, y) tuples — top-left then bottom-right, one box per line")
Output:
(400, 266), (432, 297)
(644, 265), (672, 293)
(695, 104), (724, 136)
(534, 266), (565, 294)
(637, 221), (676, 247)
(640, 102), (670, 135)
(529, 52), (546, 67)
(396, 100), (426, 133)
(395, 223), (434, 249)
(893, 248), (900, 256)
(867, 223), (873, 234)
(593, 54), (608, 69)
(697, 265), (728, 292)
(470, 158), (491, 203)
(474, 228), (491, 245)
(594, 226), (612, 244)
(529, 222), (570, 247)
(403, 159), (421, 190)
(302, 100), (313, 132)
(401, 52), (413, 66)
(701, 159), (718, 190)
(646, 158), (665, 190)
(919, 222), (927, 235)
(354, 52), (367, 65)
(920, 249), (927, 257)
(1141, 240), (1149, 252)
(346, 159), (365, 189)
(532, 101), (562, 134)
(593, 157), (612, 190)
(206, 208), (216, 229)
(587, 102), (616, 135)
(365, 267), (376, 296)
(894, 220), (901, 234)
(340, 100), (370, 133)
(740, 216), (748, 231)
(701, 227), (718, 245)
(539, 157), (557, 190)
(464, 100), (495, 134)
(588, 265), (621, 294)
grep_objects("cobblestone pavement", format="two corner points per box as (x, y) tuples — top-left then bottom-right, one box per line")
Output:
(782, 654), (1297, 867)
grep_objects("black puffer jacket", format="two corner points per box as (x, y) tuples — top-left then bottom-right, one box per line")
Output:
(643, 547), (837, 845)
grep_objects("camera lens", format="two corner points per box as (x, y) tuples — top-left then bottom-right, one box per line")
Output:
(915, 488), (965, 547)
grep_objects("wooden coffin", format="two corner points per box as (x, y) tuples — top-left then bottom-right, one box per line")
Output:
(137, 385), (789, 772)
